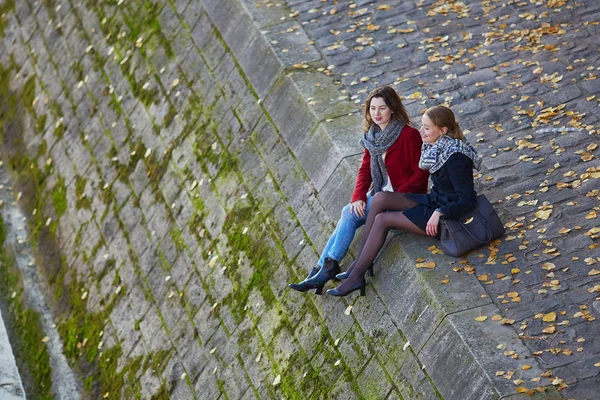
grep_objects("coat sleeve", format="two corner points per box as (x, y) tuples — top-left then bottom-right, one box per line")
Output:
(351, 150), (372, 202)
(396, 129), (429, 194)
(438, 153), (477, 219)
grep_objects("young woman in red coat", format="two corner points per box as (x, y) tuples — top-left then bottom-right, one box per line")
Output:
(288, 86), (429, 295)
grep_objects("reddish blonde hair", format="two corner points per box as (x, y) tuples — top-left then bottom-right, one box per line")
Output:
(424, 105), (464, 140)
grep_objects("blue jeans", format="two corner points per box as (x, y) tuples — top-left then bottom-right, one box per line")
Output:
(318, 194), (374, 266)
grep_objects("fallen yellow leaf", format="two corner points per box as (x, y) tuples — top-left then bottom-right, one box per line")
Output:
(416, 261), (436, 269)
(543, 312), (557, 322)
(586, 211), (597, 219)
(543, 325), (556, 334)
(542, 263), (556, 271)
(589, 269), (600, 276)
(535, 209), (552, 220)
(474, 316), (488, 322)
(522, 365), (532, 370)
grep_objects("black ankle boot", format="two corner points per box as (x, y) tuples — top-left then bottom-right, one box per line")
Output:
(288, 266), (320, 293)
(327, 279), (367, 297)
(300, 258), (341, 295)
(336, 263), (374, 280)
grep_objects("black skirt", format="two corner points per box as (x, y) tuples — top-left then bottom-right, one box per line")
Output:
(403, 193), (439, 233)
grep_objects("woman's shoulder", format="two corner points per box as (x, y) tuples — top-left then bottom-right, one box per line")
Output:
(401, 125), (420, 136)
(445, 152), (474, 167)
(393, 125), (421, 146)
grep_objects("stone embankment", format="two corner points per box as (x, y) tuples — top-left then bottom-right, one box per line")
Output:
(0, 0), (598, 399)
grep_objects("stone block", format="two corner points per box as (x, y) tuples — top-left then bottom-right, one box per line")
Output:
(202, 0), (257, 60)
(356, 358), (393, 400)
(317, 156), (361, 222)
(294, 124), (346, 192)
(320, 114), (365, 158)
(238, 32), (283, 99)
(263, 21), (322, 68)
(218, 363), (251, 400)
(370, 233), (490, 352)
(238, 0), (292, 29)
(420, 303), (546, 400)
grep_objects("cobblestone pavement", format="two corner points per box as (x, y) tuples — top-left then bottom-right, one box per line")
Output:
(282, 0), (600, 398)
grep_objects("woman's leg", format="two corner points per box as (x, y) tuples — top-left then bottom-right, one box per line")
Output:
(349, 192), (419, 268)
(333, 211), (426, 292)
(326, 195), (374, 262)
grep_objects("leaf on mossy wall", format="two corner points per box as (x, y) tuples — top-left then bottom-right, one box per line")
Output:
(416, 261), (436, 269)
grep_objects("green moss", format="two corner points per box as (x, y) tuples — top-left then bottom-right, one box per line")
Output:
(218, 199), (278, 321)
(129, 78), (160, 108)
(0, 64), (17, 124)
(0, 216), (53, 400)
(21, 75), (37, 116)
(35, 113), (47, 134)
(36, 139), (48, 159)
(72, 61), (85, 82)
(169, 226), (186, 252)
(47, 98), (63, 119)
(163, 103), (177, 127)
(0, 1), (16, 37)
(54, 122), (65, 140)
(150, 383), (169, 400)
(74, 175), (91, 210)
(52, 177), (68, 218)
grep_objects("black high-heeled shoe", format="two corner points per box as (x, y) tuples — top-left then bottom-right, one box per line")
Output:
(327, 279), (367, 297)
(300, 258), (341, 295)
(336, 263), (373, 280)
(288, 266), (320, 293)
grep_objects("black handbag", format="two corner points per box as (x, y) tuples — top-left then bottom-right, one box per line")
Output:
(439, 195), (505, 257)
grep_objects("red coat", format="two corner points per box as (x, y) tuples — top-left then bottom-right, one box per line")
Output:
(351, 125), (429, 203)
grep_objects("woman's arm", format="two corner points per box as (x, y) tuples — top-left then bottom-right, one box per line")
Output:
(437, 153), (477, 219)
(396, 128), (429, 193)
(351, 149), (372, 203)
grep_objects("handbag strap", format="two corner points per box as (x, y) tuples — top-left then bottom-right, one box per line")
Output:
(442, 210), (493, 244)
(460, 210), (492, 244)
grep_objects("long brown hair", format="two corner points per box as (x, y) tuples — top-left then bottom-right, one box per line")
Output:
(423, 105), (464, 140)
(363, 86), (410, 131)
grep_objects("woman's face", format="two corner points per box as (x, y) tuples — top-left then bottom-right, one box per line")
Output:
(420, 114), (446, 144)
(369, 97), (392, 130)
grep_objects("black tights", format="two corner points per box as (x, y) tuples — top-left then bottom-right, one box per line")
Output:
(337, 192), (427, 290)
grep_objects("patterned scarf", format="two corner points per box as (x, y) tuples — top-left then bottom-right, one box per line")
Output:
(360, 119), (405, 196)
(419, 135), (481, 173)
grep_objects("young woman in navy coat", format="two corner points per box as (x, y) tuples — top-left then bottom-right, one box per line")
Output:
(328, 105), (481, 297)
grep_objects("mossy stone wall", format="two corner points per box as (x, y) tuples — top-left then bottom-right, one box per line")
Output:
(0, 1), (444, 399)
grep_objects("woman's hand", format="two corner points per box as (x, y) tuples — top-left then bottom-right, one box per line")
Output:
(350, 200), (366, 217)
(426, 210), (442, 236)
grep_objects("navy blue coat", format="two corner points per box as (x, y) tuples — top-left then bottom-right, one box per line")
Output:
(406, 153), (477, 226)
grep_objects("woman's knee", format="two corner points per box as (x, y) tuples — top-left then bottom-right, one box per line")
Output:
(340, 203), (353, 220)
(372, 191), (387, 204)
(373, 213), (389, 229)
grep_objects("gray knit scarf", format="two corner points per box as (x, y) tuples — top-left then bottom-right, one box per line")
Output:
(359, 119), (404, 196)
(419, 135), (481, 173)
